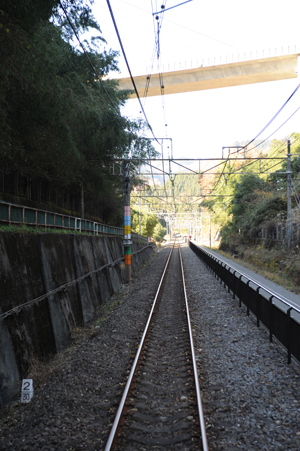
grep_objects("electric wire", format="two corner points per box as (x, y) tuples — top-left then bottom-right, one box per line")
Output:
(198, 135), (300, 212)
(213, 87), (300, 192)
(99, 0), (300, 217)
(142, 4), (166, 201)
(153, 1), (174, 206)
(93, 0), (210, 55)
(115, 0), (233, 48)
(232, 106), (300, 157)
(106, 0), (160, 146)
(245, 84), (300, 150)
(207, 136), (300, 211)
(2, 4), (161, 221)
(229, 84), (300, 161)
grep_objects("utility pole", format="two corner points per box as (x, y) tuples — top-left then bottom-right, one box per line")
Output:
(123, 160), (132, 283)
(287, 140), (292, 250)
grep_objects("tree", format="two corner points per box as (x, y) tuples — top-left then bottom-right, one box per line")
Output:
(0, 0), (157, 223)
(153, 222), (166, 242)
(131, 209), (159, 237)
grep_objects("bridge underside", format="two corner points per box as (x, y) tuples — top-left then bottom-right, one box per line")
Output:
(116, 54), (299, 98)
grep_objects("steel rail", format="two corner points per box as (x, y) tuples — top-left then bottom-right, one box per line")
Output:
(104, 241), (175, 451)
(198, 244), (300, 315)
(179, 245), (209, 451)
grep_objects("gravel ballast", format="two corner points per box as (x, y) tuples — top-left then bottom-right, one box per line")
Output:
(182, 245), (300, 450)
(1, 243), (300, 450)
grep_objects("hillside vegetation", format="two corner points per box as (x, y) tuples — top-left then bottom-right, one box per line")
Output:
(203, 136), (300, 245)
(0, 0), (155, 224)
(202, 135), (300, 291)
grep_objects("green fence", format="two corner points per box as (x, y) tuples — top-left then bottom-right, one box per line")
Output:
(0, 200), (147, 241)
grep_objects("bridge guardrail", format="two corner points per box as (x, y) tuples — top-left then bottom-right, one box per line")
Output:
(189, 240), (300, 364)
(0, 200), (148, 242)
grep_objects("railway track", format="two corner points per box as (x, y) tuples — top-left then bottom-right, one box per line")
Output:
(105, 241), (208, 451)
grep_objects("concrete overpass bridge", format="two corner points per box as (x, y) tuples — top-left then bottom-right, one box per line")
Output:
(116, 46), (300, 98)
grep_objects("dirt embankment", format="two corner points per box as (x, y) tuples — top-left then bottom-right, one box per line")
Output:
(219, 241), (300, 293)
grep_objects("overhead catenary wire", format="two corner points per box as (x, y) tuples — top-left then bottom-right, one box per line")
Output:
(231, 106), (300, 157)
(229, 83), (300, 160)
(244, 83), (300, 150)
(106, 0), (160, 146)
(152, 1), (175, 206)
(96, 1), (300, 217)
(196, 134), (300, 207)
(213, 84), (300, 191)
(117, 0), (233, 48)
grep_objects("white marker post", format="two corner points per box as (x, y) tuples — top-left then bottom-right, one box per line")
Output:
(21, 379), (33, 403)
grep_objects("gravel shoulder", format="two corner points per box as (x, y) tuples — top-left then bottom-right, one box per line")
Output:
(1, 243), (300, 451)
(182, 244), (300, 451)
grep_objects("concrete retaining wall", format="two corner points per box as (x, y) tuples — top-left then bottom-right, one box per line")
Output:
(0, 232), (154, 407)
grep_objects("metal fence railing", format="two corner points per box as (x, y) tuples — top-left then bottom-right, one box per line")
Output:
(189, 240), (300, 364)
(0, 200), (148, 241)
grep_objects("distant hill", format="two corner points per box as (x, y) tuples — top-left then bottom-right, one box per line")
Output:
(231, 139), (273, 155)
(164, 173), (200, 197)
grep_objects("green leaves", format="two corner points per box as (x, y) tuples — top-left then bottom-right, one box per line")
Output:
(131, 210), (161, 238)
(0, 0), (155, 224)
(213, 137), (300, 245)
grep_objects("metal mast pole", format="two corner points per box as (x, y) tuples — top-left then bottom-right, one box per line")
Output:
(287, 140), (292, 250)
(123, 160), (132, 282)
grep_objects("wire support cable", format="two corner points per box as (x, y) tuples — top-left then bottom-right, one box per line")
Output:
(245, 84), (300, 150)
(153, 0), (193, 15)
(214, 97), (300, 191)
(0, 244), (152, 321)
(106, 0), (160, 145)
(200, 134), (300, 203)
(119, 0), (232, 48)
(229, 83), (300, 160)
(213, 87), (300, 191)
(234, 106), (300, 157)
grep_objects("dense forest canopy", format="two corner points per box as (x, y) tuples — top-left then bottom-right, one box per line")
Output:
(0, 0), (156, 224)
